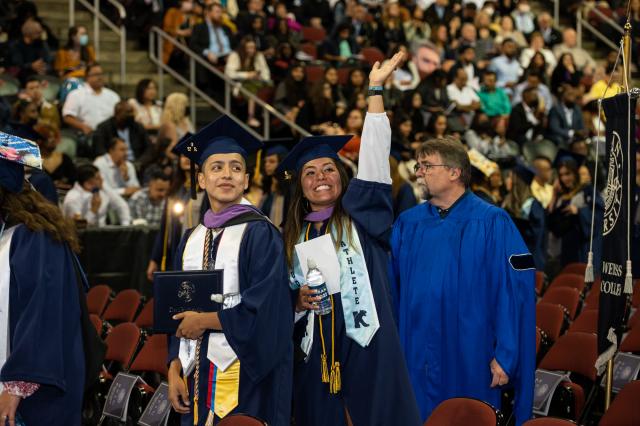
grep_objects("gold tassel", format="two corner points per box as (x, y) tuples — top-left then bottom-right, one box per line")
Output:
(193, 397), (199, 425)
(320, 353), (330, 383)
(205, 410), (214, 426)
(330, 362), (341, 394)
(328, 295), (341, 394)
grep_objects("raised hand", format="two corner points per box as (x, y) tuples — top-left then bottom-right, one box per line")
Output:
(369, 51), (406, 86)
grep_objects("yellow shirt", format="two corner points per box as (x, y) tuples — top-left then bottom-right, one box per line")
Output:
(587, 80), (622, 100)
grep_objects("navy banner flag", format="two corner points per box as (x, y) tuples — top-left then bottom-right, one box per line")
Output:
(596, 93), (637, 372)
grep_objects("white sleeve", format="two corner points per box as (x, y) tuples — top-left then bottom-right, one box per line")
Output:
(62, 90), (81, 118)
(62, 190), (81, 218)
(356, 112), (392, 184)
(106, 189), (132, 225)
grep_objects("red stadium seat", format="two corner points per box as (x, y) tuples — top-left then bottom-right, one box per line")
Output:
(536, 327), (542, 355)
(218, 414), (267, 425)
(301, 26), (326, 43)
(547, 273), (586, 295)
(87, 284), (112, 317)
(523, 418), (577, 425)
(599, 380), (640, 426)
(538, 332), (599, 421)
(305, 65), (326, 83)
(568, 309), (598, 334)
(90, 313), (104, 336)
(620, 326), (640, 353)
(582, 284), (600, 311)
(632, 279), (640, 308)
(299, 42), (317, 60)
(536, 302), (566, 342)
(559, 263), (587, 276)
(129, 334), (169, 377)
(104, 322), (141, 372)
(535, 271), (548, 296)
(103, 289), (142, 323)
(360, 47), (385, 66)
(337, 67), (353, 86)
(541, 287), (581, 320)
(134, 298), (154, 330)
(423, 398), (502, 426)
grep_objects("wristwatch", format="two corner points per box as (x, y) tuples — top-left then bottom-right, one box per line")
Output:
(367, 85), (383, 96)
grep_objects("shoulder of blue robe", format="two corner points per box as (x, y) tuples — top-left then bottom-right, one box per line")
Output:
(218, 220), (294, 383)
(2, 225), (84, 392)
(343, 178), (394, 246)
(485, 210), (536, 425)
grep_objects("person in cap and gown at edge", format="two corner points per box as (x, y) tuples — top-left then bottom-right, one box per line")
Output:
(0, 131), (85, 425)
(166, 115), (293, 426)
(391, 141), (418, 218)
(279, 52), (423, 426)
(146, 133), (209, 281)
(547, 148), (603, 273)
(257, 138), (294, 230)
(468, 148), (502, 205)
(502, 161), (548, 271)
(389, 136), (536, 425)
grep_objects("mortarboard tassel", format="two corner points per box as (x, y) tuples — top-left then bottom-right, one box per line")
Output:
(624, 260), (634, 294)
(190, 160), (197, 200)
(584, 251), (595, 284)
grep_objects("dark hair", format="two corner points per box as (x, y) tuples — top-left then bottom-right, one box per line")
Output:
(483, 70), (497, 79)
(85, 62), (101, 76)
(106, 137), (124, 152)
(416, 136), (472, 187)
(65, 25), (91, 62)
(11, 99), (35, 121)
(77, 164), (99, 185)
(522, 86), (538, 98)
(148, 169), (171, 182)
(24, 75), (41, 87)
(135, 79), (156, 104)
(533, 155), (552, 165)
(0, 183), (80, 253)
(282, 159), (353, 266)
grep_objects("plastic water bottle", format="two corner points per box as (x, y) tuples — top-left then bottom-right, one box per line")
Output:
(306, 258), (332, 315)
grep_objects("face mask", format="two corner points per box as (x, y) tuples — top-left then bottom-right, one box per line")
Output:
(79, 34), (89, 46)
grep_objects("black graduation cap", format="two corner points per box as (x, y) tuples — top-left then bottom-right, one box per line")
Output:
(512, 160), (536, 185)
(390, 141), (411, 162)
(172, 115), (262, 199)
(553, 148), (586, 169)
(263, 138), (295, 157)
(276, 135), (353, 175)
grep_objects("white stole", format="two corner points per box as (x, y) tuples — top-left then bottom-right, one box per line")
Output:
(180, 223), (247, 373)
(0, 225), (17, 393)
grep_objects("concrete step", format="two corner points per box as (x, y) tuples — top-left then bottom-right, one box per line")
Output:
(101, 59), (156, 74)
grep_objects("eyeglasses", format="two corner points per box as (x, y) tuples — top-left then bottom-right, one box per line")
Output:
(413, 163), (449, 173)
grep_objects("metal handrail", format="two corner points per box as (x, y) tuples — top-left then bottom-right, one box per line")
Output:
(577, 4), (624, 51)
(148, 26), (311, 139)
(69, 0), (126, 85)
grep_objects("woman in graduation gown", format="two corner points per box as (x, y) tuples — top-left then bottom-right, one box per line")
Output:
(502, 162), (547, 271)
(0, 133), (85, 425)
(279, 52), (422, 426)
(166, 116), (293, 426)
(258, 139), (293, 230)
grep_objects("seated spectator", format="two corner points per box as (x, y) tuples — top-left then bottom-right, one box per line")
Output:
(512, 71), (553, 113)
(62, 63), (120, 136)
(553, 28), (596, 75)
(424, 0), (456, 28)
(446, 66), (481, 131)
(9, 18), (52, 83)
(531, 155), (554, 208)
(236, 0), (266, 36)
(520, 32), (557, 74)
(224, 36), (271, 128)
(546, 85), (587, 147)
(450, 44), (482, 90)
(510, 0), (535, 36)
(63, 164), (131, 226)
(536, 11), (562, 48)
(488, 39), (522, 90)
(268, 2), (302, 34)
(274, 63), (307, 122)
(296, 80), (339, 131)
(403, 90), (428, 136)
(429, 24), (455, 71)
(474, 11), (497, 61)
(138, 136), (175, 184)
(320, 22), (361, 64)
(92, 100), (150, 161)
(419, 69), (450, 116)
(162, 0), (198, 65)
(477, 71), (511, 118)
(425, 112), (448, 141)
(270, 41), (296, 81)
(320, 66), (346, 106)
(377, 0), (407, 54)
(93, 137), (141, 198)
(403, 6), (430, 46)
(128, 168), (170, 226)
(581, 65), (622, 105)
(128, 79), (162, 132)
(267, 18), (301, 51)
(190, 3), (233, 69)
(54, 25), (95, 79)
(8, 0), (58, 50)
(34, 122), (76, 191)
(247, 14), (273, 53)
(8, 99), (38, 139)
(299, 0), (333, 29)
(506, 86), (546, 146)
(550, 52), (583, 95)
(158, 92), (195, 157)
(19, 76), (60, 130)
(386, 45), (419, 91)
(524, 52), (552, 85)
(465, 113), (516, 159)
(494, 15), (528, 48)
(457, 23), (477, 48)
(341, 68), (367, 106)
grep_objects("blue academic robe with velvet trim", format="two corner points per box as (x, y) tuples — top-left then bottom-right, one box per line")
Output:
(168, 220), (293, 426)
(291, 178), (422, 426)
(390, 193), (536, 426)
(1, 224), (85, 425)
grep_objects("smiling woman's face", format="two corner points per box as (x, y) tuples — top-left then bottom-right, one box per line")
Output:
(300, 157), (342, 211)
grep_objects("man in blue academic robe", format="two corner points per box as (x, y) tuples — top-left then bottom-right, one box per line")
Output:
(389, 137), (536, 425)
(165, 115), (293, 426)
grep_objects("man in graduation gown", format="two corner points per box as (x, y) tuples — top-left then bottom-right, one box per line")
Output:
(165, 116), (293, 426)
(0, 132), (85, 425)
(389, 137), (536, 425)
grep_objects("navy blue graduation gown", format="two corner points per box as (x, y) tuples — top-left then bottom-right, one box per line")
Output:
(292, 179), (422, 426)
(511, 199), (547, 271)
(390, 193), (536, 426)
(1, 225), (85, 425)
(394, 182), (418, 219)
(168, 220), (293, 426)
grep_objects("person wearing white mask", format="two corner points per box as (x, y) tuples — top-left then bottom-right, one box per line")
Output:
(54, 25), (96, 79)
